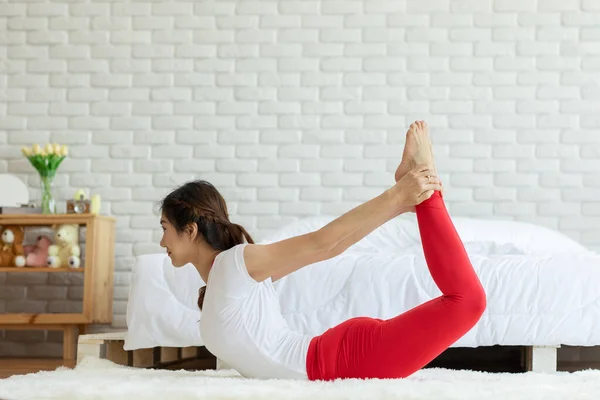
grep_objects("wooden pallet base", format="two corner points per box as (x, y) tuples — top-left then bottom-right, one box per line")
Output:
(77, 332), (215, 370)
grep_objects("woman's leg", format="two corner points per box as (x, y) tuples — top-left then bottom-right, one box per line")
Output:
(308, 190), (487, 380)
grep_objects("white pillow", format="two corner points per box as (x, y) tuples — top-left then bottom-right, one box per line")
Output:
(451, 217), (590, 256)
(163, 256), (204, 312)
(124, 254), (204, 350)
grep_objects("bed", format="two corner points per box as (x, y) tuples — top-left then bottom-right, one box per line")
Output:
(122, 215), (600, 373)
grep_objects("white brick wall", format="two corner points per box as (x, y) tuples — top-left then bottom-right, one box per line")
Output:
(1, 0), (599, 362)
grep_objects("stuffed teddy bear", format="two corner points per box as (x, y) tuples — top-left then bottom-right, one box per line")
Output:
(23, 235), (52, 268)
(0, 225), (26, 268)
(47, 224), (81, 269)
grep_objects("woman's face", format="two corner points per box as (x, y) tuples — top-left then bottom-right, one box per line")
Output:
(159, 216), (195, 267)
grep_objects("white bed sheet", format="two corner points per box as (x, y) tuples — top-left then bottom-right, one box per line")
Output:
(124, 216), (598, 350)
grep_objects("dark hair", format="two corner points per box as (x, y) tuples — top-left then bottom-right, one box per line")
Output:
(160, 180), (254, 310)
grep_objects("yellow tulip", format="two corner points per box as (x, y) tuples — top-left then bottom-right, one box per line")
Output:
(40, 150), (47, 157)
(32, 144), (41, 155)
(61, 145), (68, 156)
(45, 143), (54, 155)
(22, 147), (31, 156)
(53, 143), (62, 155)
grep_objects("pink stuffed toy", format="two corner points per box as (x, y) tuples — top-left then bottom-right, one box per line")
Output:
(23, 235), (52, 267)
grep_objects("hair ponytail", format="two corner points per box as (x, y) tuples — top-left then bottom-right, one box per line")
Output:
(160, 180), (254, 311)
(224, 221), (254, 248)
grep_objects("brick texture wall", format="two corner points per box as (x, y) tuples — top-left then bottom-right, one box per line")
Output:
(1, 0), (599, 362)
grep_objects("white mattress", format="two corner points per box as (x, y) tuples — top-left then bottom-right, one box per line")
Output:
(124, 215), (600, 351)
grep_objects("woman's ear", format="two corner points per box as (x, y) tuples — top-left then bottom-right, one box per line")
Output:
(185, 222), (199, 242)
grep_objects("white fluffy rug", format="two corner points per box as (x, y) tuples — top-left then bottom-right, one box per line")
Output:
(0, 357), (598, 400)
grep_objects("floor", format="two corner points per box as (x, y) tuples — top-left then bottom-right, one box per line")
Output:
(0, 359), (75, 379)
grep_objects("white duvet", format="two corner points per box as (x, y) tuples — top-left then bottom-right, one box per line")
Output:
(124, 215), (600, 351)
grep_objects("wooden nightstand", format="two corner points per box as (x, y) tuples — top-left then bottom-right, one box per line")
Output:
(0, 213), (115, 376)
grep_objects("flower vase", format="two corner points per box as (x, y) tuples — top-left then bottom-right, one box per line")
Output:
(40, 173), (56, 214)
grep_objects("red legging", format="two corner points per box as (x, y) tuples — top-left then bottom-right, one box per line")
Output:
(306, 191), (487, 380)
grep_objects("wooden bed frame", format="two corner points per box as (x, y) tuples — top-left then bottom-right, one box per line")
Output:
(77, 331), (559, 373)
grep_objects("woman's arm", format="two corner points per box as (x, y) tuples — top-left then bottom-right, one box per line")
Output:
(244, 188), (405, 283)
(243, 166), (440, 282)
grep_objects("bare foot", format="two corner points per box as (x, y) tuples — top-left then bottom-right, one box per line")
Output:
(419, 121), (439, 179)
(394, 123), (417, 182)
(394, 120), (434, 182)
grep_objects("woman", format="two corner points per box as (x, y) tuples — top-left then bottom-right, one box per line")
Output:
(159, 121), (486, 381)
